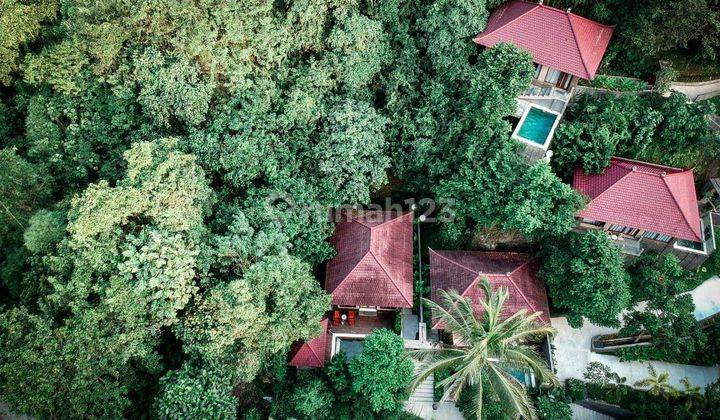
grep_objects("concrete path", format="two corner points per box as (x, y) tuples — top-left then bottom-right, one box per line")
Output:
(670, 79), (720, 101)
(405, 401), (464, 420)
(551, 316), (719, 391)
(686, 276), (720, 320)
(552, 276), (720, 391)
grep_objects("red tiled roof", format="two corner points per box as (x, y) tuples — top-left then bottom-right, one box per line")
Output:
(288, 317), (329, 368)
(473, 0), (614, 79)
(429, 250), (551, 328)
(325, 211), (413, 308)
(574, 157), (702, 242)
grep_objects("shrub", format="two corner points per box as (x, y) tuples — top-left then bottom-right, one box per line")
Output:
(591, 75), (648, 91)
(536, 395), (572, 420)
(565, 378), (585, 402)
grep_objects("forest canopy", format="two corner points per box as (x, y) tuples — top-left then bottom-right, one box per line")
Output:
(1, 0), (718, 418)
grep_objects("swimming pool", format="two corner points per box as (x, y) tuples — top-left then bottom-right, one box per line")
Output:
(512, 105), (560, 148)
(338, 338), (365, 360)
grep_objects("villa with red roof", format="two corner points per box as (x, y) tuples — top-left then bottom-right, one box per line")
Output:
(429, 250), (551, 330)
(474, 0), (614, 154)
(574, 157), (716, 269)
(289, 210), (414, 368)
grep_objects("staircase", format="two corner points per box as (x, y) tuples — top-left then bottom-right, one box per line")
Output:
(408, 372), (434, 403)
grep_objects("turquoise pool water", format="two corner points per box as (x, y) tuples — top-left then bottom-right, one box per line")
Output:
(516, 107), (558, 145)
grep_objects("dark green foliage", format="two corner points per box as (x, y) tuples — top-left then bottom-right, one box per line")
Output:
(539, 231), (630, 328)
(627, 254), (700, 302)
(271, 332), (415, 420)
(552, 92), (717, 177)
(564, 378), (586, 401)
(568, 374), (720, 419)
(536, 394), (572, 420)
(349, 329), (415, 413)
(564, 0), (720, 78)
(619, 292), (708, 365)
(0, 148), (51, 247)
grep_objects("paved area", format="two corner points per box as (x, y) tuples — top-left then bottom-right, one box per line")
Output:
(405, 401), (464, 420)
(670, 79), (720, 101)
(552, 276), (720, 391)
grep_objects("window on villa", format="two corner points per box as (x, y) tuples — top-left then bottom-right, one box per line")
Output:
(545, 68), (561, 84)
(557, 72), (572, 90)
(534, 64), (542, 79)
(608, 224), (639, 236)
(642, 230), (672, 243)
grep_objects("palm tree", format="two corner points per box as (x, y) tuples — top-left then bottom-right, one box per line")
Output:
(409, 278), (557, 420)
(633, 365), (679, 399)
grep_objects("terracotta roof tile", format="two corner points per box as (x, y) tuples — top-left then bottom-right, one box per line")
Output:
(325, 211), (414, 308)
(573, 157), (702, 242)
(474, 0), (613, 79)
(429, 250), (551, 328)
(288, 317), (329, 368)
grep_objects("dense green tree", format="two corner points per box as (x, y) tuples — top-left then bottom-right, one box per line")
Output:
(349, 329), (414, 413)
(551, 93), (661, 176)
(539, 231), (630, 328)
(0, 0), (57, 84)
(179, 255), (329, 382)
(0, 148), (51, 247)
(618, 289), (707, 364)
(627, 254), (699, 302)
(154, 363), (238, 420)
(552, 92), (717, 177)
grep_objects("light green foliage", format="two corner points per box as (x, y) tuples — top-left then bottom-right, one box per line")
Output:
(154, 363), (237, 420)
(539, 231), (630, 328)
(0, 0), (57, 85)
(349, 329), (414, 413)
(315, 99), (390, 205)
(327, 13), (392, 91)
(179, 255), (330, 382)
(536, 394), (573, 420)
(133, 48), (215, 128)
(0, 148), (51, 246)
(23, 209), (65, 254)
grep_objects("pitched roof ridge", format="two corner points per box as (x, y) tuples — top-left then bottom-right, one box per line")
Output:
(368, 249), (413, 306)
(585, 165), (634, 201)
(661, 175), (702, 241)
(505, 262), (540, 315)
(354, 210), (410, 229)
(612, 156), (684, 173)
(326, 227), (371, 293)
(474, 1), (537, 41)
(566, 13), (592, 79)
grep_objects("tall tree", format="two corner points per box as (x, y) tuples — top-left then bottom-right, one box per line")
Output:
(539, 231), (630, 328)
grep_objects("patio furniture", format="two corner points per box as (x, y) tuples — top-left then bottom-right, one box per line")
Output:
(333, 310), (341, 326)
(348, 310), (356, 326)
